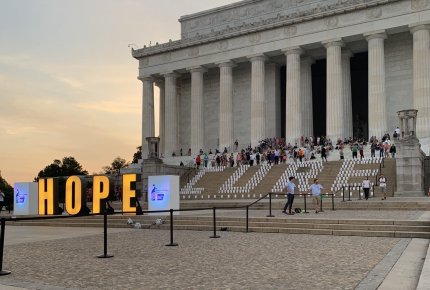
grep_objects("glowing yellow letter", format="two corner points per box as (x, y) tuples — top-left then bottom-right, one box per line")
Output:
(65, 176), (83, 215)
(93, 176), (110, 214)
(38, 178), (58, 215)
(122, 174), (137, 214)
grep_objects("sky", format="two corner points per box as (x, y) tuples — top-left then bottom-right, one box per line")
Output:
(0, 0), (238, 184)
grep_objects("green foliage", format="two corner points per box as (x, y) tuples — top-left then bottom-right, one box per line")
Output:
(0, 174), (14, 209)
(103, 157), (129, 174)
(132, 146), (142, 164)
(36, 156), (88, 180)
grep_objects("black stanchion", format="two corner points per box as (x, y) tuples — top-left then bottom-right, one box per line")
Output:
(320, 195), (324, 212)
(0, 218), (10, 275)
(348, 186), (352, 201)
(246, 206), (249, 233)
(166, 209), (178, 246)
(342, 186), (345, 202)
(331, 194), (335, 211)
(266, 193), (274, 217)
(210, 207), (220, 239)
(372, 185), (375, 198)
(97, 211), (114, 258)
(358, 186), (362, 200)
(303, 194), (309, 213)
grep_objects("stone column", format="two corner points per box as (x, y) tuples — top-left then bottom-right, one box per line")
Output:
(410, 24), (430, 139)
(164, 73), (179, 156)
(284, 47), (303, 143)
(249, 55), (267, 147)
(301, 56), (314, 138)
(190, 66), (207, 154)
(342, 50), (353, 139)
(218, 61), (235, 150)
(323, 39), (345, 141)
(154, 79), (165, 155)
(365, 31), (387, 140)
(139, 76), (154, 159)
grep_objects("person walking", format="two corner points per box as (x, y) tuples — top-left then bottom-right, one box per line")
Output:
(390, 144), (396, 158)
(309, 179), (323, 213)
(282, 176), (296, 215)
(379, 174), (387, 200)
(321, 146), (327, 162)
(362, 176), (371, 200)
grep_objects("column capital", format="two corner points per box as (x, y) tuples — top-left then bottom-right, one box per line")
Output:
(216, 60), (236, 68)
(341, 49), (354, 59)
(322, 38), (344, 48)
(138, 75), (155, 82)
(409, 22), (430, 34)
(282, 46), (303, 56)
(247, 54), (267, 62)
(187, 66), (208, 73)
(364, 30), (387, 41)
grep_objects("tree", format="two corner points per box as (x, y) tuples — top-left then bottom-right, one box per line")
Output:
(103, 157), (129, 174)
(36, 156), (88, 180)
(132, 146), (142, 164)
(0, 173), (14, 210)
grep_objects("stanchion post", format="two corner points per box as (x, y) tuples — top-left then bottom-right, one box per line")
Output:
(342, 186), (345, 202)
(0, 218), (10, 275)
(320, 195), (324, 212)
(303, 194), (309, 213)
(166, 209), (178, 246)
(97, 211), (114, 258)
(210, 207), (220, 239)
(348, 186), (351, 201)
(266, 193), (274, 217)
(331, 193), (335, 211)
(246, 206), (249, 233)
(358, 186), (362, 200)
(372, 184), (375, 198)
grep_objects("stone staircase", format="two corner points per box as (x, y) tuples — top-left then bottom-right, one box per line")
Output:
(9, 215), (430, 239)
(181, 158), (397, 199)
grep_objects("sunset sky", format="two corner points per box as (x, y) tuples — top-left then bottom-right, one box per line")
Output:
(0, 0), (237, 185)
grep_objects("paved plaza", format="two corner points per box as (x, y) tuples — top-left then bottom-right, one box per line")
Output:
(0, 226), (405, 289)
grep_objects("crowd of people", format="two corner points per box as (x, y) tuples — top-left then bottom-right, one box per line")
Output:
(189, 129), (400, 169)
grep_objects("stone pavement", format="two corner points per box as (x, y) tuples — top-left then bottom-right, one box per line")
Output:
(0, 226), (401, 289)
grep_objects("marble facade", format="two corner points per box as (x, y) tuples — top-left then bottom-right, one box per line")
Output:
(132, 0), (430, 157)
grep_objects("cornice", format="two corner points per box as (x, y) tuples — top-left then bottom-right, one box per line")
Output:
(132, 0), (401, 59)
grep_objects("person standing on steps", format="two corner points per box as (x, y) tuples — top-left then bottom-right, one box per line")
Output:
(379, 173), (387, 200)
(282, 176), (296, 215)
(362, 176), (370, 200)
(309, 179), (323, 213)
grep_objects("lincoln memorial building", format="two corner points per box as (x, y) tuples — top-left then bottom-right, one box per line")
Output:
(132, 0), (430, 157)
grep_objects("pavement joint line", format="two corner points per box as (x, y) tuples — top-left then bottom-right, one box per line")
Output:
(354, 238), (411, 290)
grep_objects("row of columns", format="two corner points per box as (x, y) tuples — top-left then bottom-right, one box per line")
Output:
(140, 24), (430, 158)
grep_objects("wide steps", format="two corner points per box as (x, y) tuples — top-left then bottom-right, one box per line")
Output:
(9, 216), (430, 238)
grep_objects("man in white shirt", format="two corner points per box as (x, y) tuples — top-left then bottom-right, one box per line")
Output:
(309, 179), (323, 213)
(379, 174), (387, 200)
(362, 176), (371, 200)
(282, 176), (296, 215)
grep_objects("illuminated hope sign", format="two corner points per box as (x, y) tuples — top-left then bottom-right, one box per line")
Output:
(38, 174), (140, 215)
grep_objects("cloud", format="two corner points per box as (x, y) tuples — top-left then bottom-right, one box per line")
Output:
(55, 76), (85, 89)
